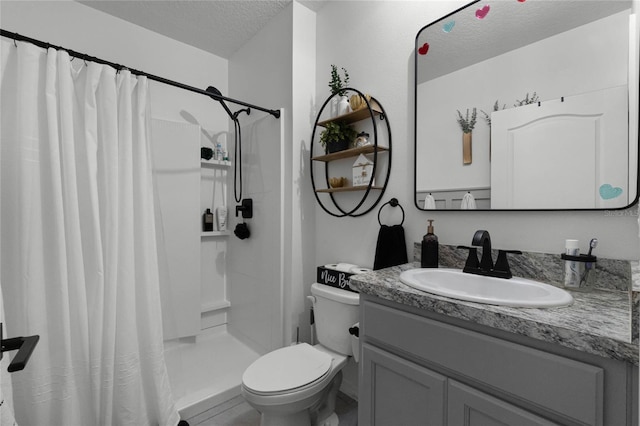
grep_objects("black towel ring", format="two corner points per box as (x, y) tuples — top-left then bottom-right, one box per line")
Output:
(378, 198), (405, 227)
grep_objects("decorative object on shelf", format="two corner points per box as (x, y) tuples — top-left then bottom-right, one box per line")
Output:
(329, 65), (350, 117)
(201, 147), (213, 160)
(329, 64), (350, 97)
(338, 96), (351, 116)
(320, 121), (357, 153)
(456, 108), (477, 165)
(349, 93), (371, 111)
(355, 131), (370, 148)
(329, 177), (348, 188)
(353, 154), (375, 187)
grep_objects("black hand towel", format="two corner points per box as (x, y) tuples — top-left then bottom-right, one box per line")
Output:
(373, 224), (408, 270)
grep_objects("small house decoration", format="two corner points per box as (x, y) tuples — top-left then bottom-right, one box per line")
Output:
(352, 154), (374, 187)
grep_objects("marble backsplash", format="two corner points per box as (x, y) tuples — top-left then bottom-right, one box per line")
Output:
(413, 243), (631, 293)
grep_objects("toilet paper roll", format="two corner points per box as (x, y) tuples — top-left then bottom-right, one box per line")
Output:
(336, 263), (359, 272)
(350, 267), (372, 274)
(324, 263), (359, 272)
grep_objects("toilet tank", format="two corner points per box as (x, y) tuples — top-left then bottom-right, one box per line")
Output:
(310, 283), (360, 355)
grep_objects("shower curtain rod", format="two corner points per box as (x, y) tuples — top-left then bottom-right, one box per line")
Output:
(0, 29), (281, 119)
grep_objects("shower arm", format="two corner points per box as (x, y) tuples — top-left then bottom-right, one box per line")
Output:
(206, 87), (252, 123)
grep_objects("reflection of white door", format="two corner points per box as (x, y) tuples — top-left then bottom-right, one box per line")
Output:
(491, 86), (628, 209)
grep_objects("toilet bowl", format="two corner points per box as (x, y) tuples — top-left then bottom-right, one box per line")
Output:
(241, 343), (347, 426)
(241, 283), (360, 426)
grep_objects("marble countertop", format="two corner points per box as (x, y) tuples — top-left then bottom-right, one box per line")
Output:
(350, 262), (638, 365)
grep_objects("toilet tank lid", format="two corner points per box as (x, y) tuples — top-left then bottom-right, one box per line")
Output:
(311, 283), (359, 305)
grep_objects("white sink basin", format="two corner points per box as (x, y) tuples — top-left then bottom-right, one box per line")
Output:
(399, 268), (573, 308)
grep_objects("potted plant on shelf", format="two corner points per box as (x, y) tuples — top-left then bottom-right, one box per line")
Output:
(328, 65), (351, 117)
(456, 107), (477, 165)
(320, 121), (357, 154)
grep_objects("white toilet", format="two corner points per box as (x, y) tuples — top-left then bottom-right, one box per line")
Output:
(241, 282), (360, 426)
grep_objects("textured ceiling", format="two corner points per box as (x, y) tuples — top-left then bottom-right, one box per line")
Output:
(79, 0), (326, 59)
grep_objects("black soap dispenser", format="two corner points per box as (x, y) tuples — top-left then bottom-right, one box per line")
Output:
(421, 220), (439, 268)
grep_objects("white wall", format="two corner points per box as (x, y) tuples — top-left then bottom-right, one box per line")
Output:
(0, 1), (232, 329)
(227, 4), (292, 354)
(315, 0), (639, 271)
(289, 2), (318, 347)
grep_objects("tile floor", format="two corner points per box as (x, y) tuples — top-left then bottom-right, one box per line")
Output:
(189, 392), (358, 426)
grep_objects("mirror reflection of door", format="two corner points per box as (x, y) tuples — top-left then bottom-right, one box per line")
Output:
(491, 86), (628, 209)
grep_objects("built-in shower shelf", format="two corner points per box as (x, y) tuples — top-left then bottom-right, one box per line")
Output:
(201, 300), (231, 314)
(201, 231), (230, 238)
(201, 159), (231, 168)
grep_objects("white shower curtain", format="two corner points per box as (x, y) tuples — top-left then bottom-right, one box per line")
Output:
(0, 41), (179, 426)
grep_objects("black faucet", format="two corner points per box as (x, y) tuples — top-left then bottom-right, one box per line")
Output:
(472, 230), (493, 271)
(458, 230), (522, 279)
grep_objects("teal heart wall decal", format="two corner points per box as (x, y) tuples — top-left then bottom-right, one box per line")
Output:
(443, 21), (455, 33)
(599, 184), (623, 200)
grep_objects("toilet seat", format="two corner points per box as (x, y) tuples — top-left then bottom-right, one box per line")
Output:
(242, 343), (332, 395)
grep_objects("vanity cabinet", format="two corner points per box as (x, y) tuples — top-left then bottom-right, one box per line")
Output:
(359, 295), (638, 426)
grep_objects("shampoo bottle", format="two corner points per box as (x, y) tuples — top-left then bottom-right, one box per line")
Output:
(421, 219), (439, 268)
(203, 209), (214, 232)
(216, 206), (227, 231)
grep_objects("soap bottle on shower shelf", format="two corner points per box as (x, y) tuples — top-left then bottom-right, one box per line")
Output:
(203, 209), (214, 232)
(216, 206), (227, 231)
(421, 219), (438, 268)
(215, 143), (224, 161)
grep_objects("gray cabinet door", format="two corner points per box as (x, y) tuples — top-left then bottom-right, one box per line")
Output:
(448, 381), (560, 426)
(360, 343), (447, 426)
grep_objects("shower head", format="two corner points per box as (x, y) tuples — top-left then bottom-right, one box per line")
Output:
(206, 86), (234, 120)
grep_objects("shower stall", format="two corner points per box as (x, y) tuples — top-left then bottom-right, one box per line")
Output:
(152, 110), (286, 421)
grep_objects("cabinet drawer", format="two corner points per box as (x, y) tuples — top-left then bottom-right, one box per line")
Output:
(362, 300), (604, 426)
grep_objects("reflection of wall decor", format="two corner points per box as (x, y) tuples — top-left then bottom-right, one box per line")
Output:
(418, 42), (430, 55)
(475, 4), (490, 19)
(514, 92), (539, 107)
(599, 184), (623, 200)
(481, 100), (506, 127)
(443, 21), (455, 33)
(456, 108), (477, 165)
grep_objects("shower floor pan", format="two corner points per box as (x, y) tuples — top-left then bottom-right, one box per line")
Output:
(164, 326), (260, 421)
